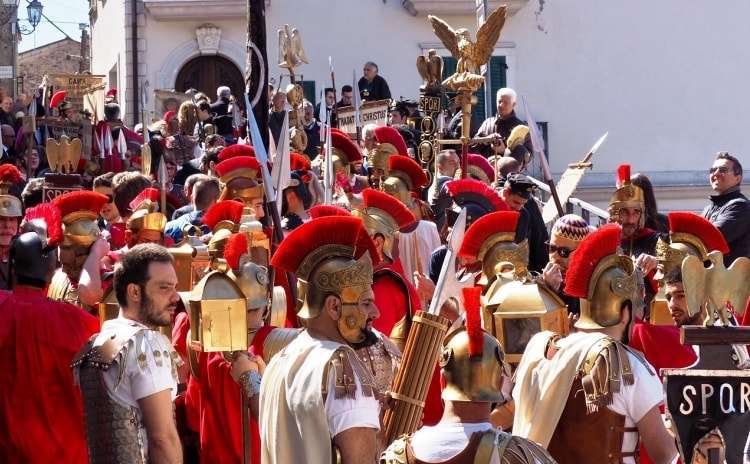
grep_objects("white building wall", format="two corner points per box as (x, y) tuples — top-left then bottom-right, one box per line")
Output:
(90, 0), (127, 111)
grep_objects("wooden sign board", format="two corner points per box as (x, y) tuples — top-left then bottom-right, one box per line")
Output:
(336, 99), (390, 137)
(43, 184), (81, 203)
(663, 368), (750, 464)
(47, 74), (107, 121)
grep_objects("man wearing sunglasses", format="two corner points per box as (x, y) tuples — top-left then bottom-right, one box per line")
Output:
(702, 152), (750, 265)
(541, 214), (592, 316)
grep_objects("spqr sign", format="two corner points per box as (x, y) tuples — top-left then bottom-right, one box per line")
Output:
(663, 368), (750, 464)
(43, 185), (81, 203)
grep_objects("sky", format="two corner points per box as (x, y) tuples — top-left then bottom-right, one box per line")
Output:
(17, 0), (90, 53)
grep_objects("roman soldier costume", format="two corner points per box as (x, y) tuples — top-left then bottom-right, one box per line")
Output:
(0, 203), (99, 463)
(0, 165), (23, 289)
(368, 125), (409, 187)
(609, 164), (659, 258)
(353, 188), (420, 339)
(215, 154), (264, 205)
(382, 287), (555, 464)
(48, 190), (110, 311)
(513, 224), (663, 464)
(455, 152), (495, 186)
(326, 128), (368, 207)
(259, 216), (381, 464)
(458, 210), (567, 364)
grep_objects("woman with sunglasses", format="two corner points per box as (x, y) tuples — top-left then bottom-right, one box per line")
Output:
(540, 214), (593, 316)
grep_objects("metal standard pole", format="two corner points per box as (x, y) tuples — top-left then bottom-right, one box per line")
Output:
(477, 0), (492, 119)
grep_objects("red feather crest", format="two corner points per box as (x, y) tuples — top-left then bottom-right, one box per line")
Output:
(217, 144), (256, 162)
(201, 200), (245, 230)
(129, 187), (161, 211)
(362, 188), (416, 230)
(309, 205), (351, 219)
(463, 286), (483, 357)
(445, 179), (508, 212)
(467, 153), (495, 183)
(668, 211), (729, 255)
(50, 90), (67, 109)
(330, 130), (362, 163)
(52, 191), (109, 220)
(214, 155), (261, 179)
(458, 211), (520, 259)
(388, 156), (428, 190)
(271, 216), (379, 273)
(616, 164), (631, 188)
(0, 165), (23, 184)
(224, 233), (249, 271)
(290, 152), (312, 172)
(23, 203), (63, 247)
(564, 224), (622, 298)
(375, 126), (408, 155)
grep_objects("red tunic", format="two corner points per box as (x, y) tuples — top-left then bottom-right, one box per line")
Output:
(372, 259), (421, 336)
(0, 286), (99, 463)
(191, 326), (273, 464)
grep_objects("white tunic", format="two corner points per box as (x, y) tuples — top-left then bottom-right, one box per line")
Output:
(398, 220), (441, 284)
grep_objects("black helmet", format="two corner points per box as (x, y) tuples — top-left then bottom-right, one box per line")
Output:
(10, 232), (58, 286)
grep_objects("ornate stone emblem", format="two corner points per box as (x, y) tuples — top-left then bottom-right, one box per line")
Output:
(196, 23), (221, 55)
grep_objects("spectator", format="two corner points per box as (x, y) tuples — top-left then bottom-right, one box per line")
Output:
(93, 172), (121, 231)
(0, 95), (14, 127)
(473, 88), (530, 158)
(631, 172), (668, 233)
(315, 87), (337, 126)
(201, 146), (223, 177)
(428, 150), (460, 230)
(301, 100), (321, 159)
(702, 152), (750, 265)
(358, 61), (391, 102)
(1, 124), (15, 162)
(20, 177), (43, 209)
(500, 173), (549, 273)
(336, 85), (353, 109)
(171, 173), (213, 220)
(388, 100), (409, 126)
(210, 86), (234, 139)
(194, 100), (213, 142)
(268, 91), (286, 147)
(164, 176), (220, 243)
(163, 155), (188, 206)
(16, 147), (45, 179)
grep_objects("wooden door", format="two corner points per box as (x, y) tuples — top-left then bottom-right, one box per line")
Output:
(175, 55), (245, 105)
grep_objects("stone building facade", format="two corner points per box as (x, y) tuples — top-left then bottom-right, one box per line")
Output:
(17, 37), (85, 94)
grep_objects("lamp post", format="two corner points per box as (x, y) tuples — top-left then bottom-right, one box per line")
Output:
(17, 0), (43, 35)
(0, 0), (42, 98)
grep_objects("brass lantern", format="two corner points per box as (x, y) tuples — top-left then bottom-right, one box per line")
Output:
(484, 277), (568, 364)
(189, 270), (248, 353)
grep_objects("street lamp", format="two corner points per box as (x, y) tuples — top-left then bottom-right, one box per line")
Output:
(16, 0), (42, 35)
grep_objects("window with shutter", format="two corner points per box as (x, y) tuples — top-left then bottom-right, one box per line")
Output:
(440, 55), (507, 121)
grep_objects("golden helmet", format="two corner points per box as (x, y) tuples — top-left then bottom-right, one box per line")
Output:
(270, 216), (379, 320)
(0, 165), (23, 218)
(382, 155), (428, 209)
(52, 190), (109, 247)
(126, 187), (167, 234)
(369, 126), (408, 173)
(326, 129), (363, 177)
(202, 200), (245, 258)
(214, 155), (265, 203)
(458, 210), (528, 285)
(655, 211), (729, 281)
(608, 164), (645, 228)
(352, 188), (416, 261)
(440, 287), (506, 403)
(565, 224), (641, 329)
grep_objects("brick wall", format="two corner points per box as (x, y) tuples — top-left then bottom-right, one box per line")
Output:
(17, 38), (85, 94)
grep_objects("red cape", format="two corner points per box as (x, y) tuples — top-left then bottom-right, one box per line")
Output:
(372, 259), (421, 336)
(0, 286), (99, 463)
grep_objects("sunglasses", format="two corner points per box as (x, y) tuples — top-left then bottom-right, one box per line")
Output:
(709, 166), (731, 175)
(546, 242), (573, 258)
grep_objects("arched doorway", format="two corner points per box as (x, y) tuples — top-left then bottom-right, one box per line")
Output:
(175, 55), (244, 104)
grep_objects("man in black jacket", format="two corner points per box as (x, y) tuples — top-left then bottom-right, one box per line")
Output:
(210, 86), (234, 139)
(358, 62), (391, 102)
(702, 152), (750, 265)
(473, 87), (531, 158)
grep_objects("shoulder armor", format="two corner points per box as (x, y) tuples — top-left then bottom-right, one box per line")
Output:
(379, 434), (409, 464)
(380, 332), (402, 360)
(581, 337), (638, 411)
(322, 346), (376, 400)
(262, 327), (301, 361)
(500, 434), (558, 464)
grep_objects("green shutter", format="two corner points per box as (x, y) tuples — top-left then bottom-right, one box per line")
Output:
(440, 55), (507, 120)
(299, 80), (316, 107)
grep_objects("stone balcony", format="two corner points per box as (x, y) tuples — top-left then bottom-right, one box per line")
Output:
(143, 0), (269, 21)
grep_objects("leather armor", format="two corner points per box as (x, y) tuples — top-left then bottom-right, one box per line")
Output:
(71, 327), (148, 464)
(356, 334), (401, 395)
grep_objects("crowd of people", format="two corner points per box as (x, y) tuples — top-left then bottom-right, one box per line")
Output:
(0, 57), (749, 464)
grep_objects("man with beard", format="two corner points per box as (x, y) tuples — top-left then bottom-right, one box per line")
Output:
(609, 164), (660, 304)
(260, 216), (381, 463)
(512, 225), (677, 464)
(48, 191), (111, 312)
(0, 204), (99, 463)
(0, 165), (22, 289)
(540, 214), (593, 315)
(72, 244), (182, 464)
